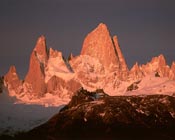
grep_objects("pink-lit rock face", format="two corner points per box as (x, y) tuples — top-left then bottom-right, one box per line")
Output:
(141, 54), (171, 78)
(25, 36), (47, 96)
(47, 75), (81, 97)
(112, 35), (129, 79)
(49, 48), (61, 58)
(81, 23), (120, 72)
(4, 65), (22, 94)
(34, 35), (48, 65)
(169, 61), (175, 80)
(129, 54), (175, 81)
(171, 61), (175, 74)
(3, 23), (175, 101)
(47, 75), (66, 95)
(48, 48), (70, 73)
(130, 62), (144, 80)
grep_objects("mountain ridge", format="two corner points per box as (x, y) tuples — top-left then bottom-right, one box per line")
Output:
(3, 23), (175, 106)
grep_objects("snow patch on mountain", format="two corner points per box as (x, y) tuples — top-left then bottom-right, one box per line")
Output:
(45, 48), (73, 83)
(126, 73), (175, 96)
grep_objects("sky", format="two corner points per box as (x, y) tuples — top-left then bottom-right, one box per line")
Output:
(0, 0), (175, 78)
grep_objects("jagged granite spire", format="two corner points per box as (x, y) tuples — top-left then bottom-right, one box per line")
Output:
(81, 23), (120, 72)
(4, 65), (22, 94)
(170, 61), (175, 80)
(112, 35), (129, 79)
(34, 35), (48, 64)
(24, 36), (47, 96)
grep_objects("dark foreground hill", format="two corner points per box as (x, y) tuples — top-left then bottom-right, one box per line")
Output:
(11, 89), (175, 140)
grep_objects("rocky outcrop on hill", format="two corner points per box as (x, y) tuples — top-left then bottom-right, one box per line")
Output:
(15, 89), (175, 140)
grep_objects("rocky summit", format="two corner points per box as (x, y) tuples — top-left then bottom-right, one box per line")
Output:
(4, 65), (22, 95)
(81, 23), (119, 72)
(2, 23), (175, 105)
(24, 36), (48, 96)
(81, 23), (128, 75)
(14, 88), (175, 140)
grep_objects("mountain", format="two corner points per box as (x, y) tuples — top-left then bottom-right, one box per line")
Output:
(170, 61), (175, 79)
(81, 23), (128, 77)
(2, 23), (175, 106)
(4, 66), (22, 95)
(24, 36), (47, 96)
(1, 23), (175, 139)
(14, 88), (175, 140)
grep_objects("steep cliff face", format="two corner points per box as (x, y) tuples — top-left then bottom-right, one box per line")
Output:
(70, 23), (130, 93)
(4, 66), (22, 95)
(24, 36), (47, 96)
(80, 23), (129, 78)
(141, 54), (170, 77)
(129, 62), (144, 80)
(33, 35), (48, 65)
(47, 75), (81, 98)
(47, 75), (66, 95)
(69, 55), (105, 90)
(171, 62), (175, 72)
(129, 54), (175, 81)
(112, 35), (129, 79)
(2, 23), (175, 105)
(81, 23), (121, 73)
(170, 62), (175, 80)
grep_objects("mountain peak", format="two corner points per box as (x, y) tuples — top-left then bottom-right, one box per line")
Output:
(34, 35), (48, 63)
(37, 35), (45, 43)
(151, 54), (166, 66)
(81, 23), (122, 72)
(171, 61), (175, 70)
(90, 23), (110, 38)
(49, 48), (62, 58)
(171, 61), (175, 76)
(8, 65), (17, 74)
(24, 36), (47, 96)
(3, 24), (175, 103)
(96, 23), (108, 30)
(112, 35), (129, 78)
(158, 54), (166, 64)
(4, 65), (21, 94)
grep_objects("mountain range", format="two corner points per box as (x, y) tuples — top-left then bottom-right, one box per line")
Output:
(1, 23), (175, 140)
(3, 23), (175, 106)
